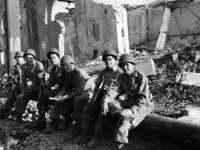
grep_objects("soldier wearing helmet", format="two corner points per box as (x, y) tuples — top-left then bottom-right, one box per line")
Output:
(44, 55), (95, 133)
(100, 54), (152, 149)
(0, 51), (24, 120)
(14, 49), (44, 123)
(33, 48), (65, 129)
(74, 49), (123, 146)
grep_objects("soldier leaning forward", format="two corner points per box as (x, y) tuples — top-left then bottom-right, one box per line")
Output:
(15, 49), (44, 123)
(37, 48), (64, 114)
(74, 49), (123, 145)
(44, 55), (94, 133)
(33, 48), (65, 129)
(0, 51), (24, 120)
(101, 54), (154, 150)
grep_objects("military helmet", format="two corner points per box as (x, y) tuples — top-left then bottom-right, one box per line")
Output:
(47, 48), (60, 59)
(23, 49), (36, 59)
(118, 54), (136, 67)
(60, 55), (75, 65)
(14, 51), (24, 59)
(102, 49), (117, 61)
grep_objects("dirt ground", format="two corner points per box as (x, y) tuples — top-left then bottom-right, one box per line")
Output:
(0, 118), (198, 150)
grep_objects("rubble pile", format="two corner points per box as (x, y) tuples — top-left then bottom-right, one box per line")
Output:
(150, 52), (200, 117)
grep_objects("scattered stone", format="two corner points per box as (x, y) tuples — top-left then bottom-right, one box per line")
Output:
(172, 53), (179, 65)
(181, 107), (200, 118)
(181, 72), (200, 86)
(135, 58), (156, 76)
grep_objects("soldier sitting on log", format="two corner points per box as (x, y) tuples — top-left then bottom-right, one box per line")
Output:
(101, 54), (153, 150)
(14, 49), (44, 123)
(0, 51), (24, 120)
(44, 55), (94, 133)
(74, 49), (123, 146)
(33, 48), (65, 130)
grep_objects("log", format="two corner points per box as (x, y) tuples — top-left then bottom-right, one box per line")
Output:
(138, 114), (200, 148)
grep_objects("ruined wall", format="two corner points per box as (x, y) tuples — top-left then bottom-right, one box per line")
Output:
(20, 0), (29, 52)
(35, 0), (49, 61)
(36, 0), (77, 63)
(55, 13), (77, 57)
(128, 0), (200, 49)
(0, 0), (5, 64)
(74, 0), (129, 62)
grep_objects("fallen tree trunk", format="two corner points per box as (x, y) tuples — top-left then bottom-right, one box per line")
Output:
(138, 114), (200, 148)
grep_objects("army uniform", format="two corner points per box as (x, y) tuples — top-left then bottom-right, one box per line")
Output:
(15, 60), (44, 115)
(101, 54), (153, 147)
(74, 49), (122, 145)
(50, 67), (91, 122)
(80, 66), (122, 133)
(37, 65), (65, 113)
(0, 51), (24, 119)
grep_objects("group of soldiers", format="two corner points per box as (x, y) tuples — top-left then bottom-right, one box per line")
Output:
(0, 48), (154, 150)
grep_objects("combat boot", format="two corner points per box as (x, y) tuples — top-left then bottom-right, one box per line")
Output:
(67, 121), (81, 141)
(0, 109), (7, 120)
(74, 129), (91, 144)
(115, 142), (124, 150)
(59, 115), (74, 130)
(43, 119), (59, 134)
(88, 131), (101, 147)
(31, 116), (47, 131)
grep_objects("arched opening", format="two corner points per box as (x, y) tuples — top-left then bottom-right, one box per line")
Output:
(46, 0), (76, 59)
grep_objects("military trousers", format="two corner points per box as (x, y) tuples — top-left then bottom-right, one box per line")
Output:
(37, 88), (61, 113)
(81, 92), (106, 131)
(101, 99), (149, 144)
(50, 92), (90, 121)
(15, 86), (40, 114)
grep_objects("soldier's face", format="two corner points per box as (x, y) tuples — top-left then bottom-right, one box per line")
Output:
(61, 63), (74, 72)
(104, 56), (116, 69)
(49, 54), (60, 65)
(121, 63), (135, 75)
(25, 55), (34, 65)
(15, 57), (24, 64)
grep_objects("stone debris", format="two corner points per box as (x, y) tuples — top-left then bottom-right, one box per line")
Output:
(180, 72), (200, 86)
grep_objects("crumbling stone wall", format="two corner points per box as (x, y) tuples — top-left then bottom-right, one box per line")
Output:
(0, 0), (5, 64)
(55, 13), (77, 57)
(128, 0), (200, 49)
(74, 0), (129, 62)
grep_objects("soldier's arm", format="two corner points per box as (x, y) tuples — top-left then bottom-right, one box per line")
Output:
(57, 75), (69, 96)
(37, 62), (45, 85)
(130, 76), (149, 113)
(90, 71), (104, 100)
(66, 73), (85, 99)
(44, 67), (54, 89)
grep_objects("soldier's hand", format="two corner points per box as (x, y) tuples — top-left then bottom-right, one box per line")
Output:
(57, 95), (68, 102)
(120, 109), (132, 116)
(101, 102), (108, 115)
(52, 95), (62, 101)
(57, 96), (65, 102)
